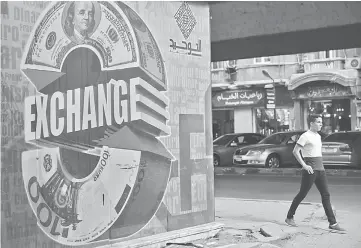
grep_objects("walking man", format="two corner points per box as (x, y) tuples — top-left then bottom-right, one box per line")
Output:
(285, 115), (345, 231)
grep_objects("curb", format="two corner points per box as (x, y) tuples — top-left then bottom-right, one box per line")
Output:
(216, 243), (261, 248)
(214, 167), (361, 177)
(216, 197), (322, 207)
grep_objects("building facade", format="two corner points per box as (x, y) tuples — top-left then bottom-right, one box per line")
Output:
(212, 49), (361, 138)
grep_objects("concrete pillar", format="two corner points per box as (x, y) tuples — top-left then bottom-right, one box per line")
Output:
(3, 1), (216, 247)
(302, 101), (309, 130)
(293, 100), (304, 130)
(351, 99), (357, 131)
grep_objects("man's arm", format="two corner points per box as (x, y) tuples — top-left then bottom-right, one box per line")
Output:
(293, 144), (314, 174)
(293, 144), (307, 168)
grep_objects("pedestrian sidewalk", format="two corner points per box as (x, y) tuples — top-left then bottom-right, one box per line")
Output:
(165, 198), (361, 248)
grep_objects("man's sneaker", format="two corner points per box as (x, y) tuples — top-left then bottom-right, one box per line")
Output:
(329, 223), (346, 232)
(285, 218), (298, 227)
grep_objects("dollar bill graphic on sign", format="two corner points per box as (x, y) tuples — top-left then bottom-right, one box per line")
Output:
(23, 1), (166, 91)
(24, 2), (137, 70)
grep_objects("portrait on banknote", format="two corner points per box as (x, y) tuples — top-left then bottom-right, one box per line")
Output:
(61, 1), (101, 44)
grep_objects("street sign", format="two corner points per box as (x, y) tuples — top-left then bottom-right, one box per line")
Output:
(265, 87), (276, 109)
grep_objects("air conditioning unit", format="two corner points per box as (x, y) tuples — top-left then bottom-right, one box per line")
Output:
(345, 58), (361, 69)
(224, 60), (237, 82)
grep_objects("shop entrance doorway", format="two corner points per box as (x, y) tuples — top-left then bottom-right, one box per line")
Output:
(212, 110), (234, 139)
(306, 99), (351, 135)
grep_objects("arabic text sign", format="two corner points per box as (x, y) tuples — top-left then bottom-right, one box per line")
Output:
(295, 84), (353, 99)
(169, 38), (202, 57)
(265, 88), (276, 109)
(212, 90), (265, 108)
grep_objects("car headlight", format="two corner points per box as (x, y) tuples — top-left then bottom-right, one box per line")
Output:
(234, 149), (242, 155)
(246, 149), (265, 156)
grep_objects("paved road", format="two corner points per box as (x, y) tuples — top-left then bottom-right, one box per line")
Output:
(215, 174), (361, 212)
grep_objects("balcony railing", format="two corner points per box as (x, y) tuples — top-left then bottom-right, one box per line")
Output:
(303, 58), (345, 73)
(211, 69), (226, 82)
(211, 63), (299, 84)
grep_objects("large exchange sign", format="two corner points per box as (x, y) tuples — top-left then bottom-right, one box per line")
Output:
(21, 1), (173, 245)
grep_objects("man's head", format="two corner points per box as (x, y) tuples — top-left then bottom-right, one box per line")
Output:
(308, 114), (323, 132)
(65, 2), (95, 37)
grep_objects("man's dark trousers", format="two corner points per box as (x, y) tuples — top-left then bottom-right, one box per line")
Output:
(287, 170), (336, 225)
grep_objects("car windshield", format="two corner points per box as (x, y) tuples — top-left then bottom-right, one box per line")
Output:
(324, 132), (361, 145)
(213, 135), (235, 146)
(259, 133), (286, 145)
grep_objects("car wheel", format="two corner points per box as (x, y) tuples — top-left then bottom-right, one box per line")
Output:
(266, 154), (281, 168)
(214, 155), (220, 167)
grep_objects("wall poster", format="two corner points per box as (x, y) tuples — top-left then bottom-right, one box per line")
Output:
(1, 1), (213, 247)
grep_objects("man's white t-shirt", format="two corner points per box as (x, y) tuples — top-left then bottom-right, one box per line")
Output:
(297, 130), (322, 157)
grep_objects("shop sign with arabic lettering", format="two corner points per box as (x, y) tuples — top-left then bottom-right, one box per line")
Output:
(295, 84), (353, 99)
(212, 90), (265, 108)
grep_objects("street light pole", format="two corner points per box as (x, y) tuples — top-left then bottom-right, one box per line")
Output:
(262, 70), (278, 134)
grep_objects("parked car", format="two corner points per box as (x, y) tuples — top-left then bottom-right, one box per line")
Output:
(322, 131), (361, 168)
(233, 131), (308, 168)
(213, 133), (265, 166)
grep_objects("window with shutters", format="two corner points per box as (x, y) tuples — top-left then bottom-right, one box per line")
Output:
(254, 57), (271, 64)
(211, 61), (225, 70)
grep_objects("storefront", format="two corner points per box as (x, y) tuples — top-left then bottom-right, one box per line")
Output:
(288, 71), (361, 134)
(212, 86), (294, 138)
